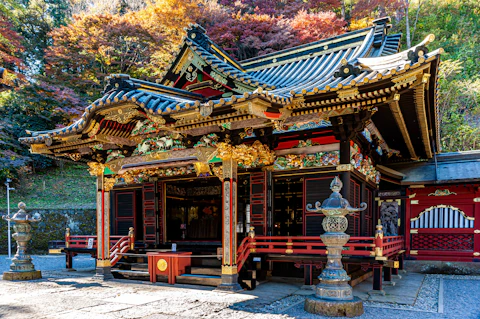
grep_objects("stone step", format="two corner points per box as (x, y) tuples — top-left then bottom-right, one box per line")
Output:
(189, 267), (221, 276)
(130, 263), (148, 271)
(191, 258), (222, 267)
(175, 274), (221, 287)
(111, 269), (150, 281)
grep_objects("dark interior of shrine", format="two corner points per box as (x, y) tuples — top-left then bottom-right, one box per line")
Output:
(272, 177), (304, 236)
(165, 178), (223, 241)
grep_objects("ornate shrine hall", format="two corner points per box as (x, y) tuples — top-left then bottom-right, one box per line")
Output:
(20, 17), (480, 291)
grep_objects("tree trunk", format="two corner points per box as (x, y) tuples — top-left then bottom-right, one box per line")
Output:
(411, 0), (425, 44)
(405, 0), (411, 48)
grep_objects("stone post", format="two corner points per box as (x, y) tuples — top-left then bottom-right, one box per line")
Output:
(2, 202), (42, 280)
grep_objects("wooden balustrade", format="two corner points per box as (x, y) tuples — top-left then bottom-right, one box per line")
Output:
(236, 231), (404, 272)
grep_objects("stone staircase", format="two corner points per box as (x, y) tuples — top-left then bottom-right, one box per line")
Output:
(111, 252), (223, 287)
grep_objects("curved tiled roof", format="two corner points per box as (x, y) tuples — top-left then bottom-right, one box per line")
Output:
(21, 78), (202, 144)
(21, 19), (442, 145)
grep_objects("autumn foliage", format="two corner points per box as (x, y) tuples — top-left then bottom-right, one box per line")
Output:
(0, 14), (24, 69)
(45, 13), (163, 97)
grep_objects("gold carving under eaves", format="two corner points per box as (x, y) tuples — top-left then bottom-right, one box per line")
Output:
(212, 166), (223, 181)
(104, 177), (116, 191)
(88, 122), (101, 137)
(428, 189), (457, 196)
(65, 153), (82, 162)
(194, 162), (212, 177)
(337, 87), (359, 99)
(147, 114), (166, 126)
(30, 144), (51, 154)
(115, 165), (195, 185)
(216, 140), (275, 168)
(103, 108), (141, 124)
(170, 109), (202, 123)
(87, 162), (105, 176)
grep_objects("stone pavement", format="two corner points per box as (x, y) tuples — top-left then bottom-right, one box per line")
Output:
(353, 272), (424, 305)
(0, 269), (478, 319)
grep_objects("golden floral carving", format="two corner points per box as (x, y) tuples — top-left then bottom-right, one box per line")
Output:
(87, 162), (105, 176)
(193, 162), (212, 177)
(212, 166), (223, 181)
(65, 153), (82, 162)
(104, 108), (141, 124)
(104, 177), (116, 191)
(216, 140), (275, 168)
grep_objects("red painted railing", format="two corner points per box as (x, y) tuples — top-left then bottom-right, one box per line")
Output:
(237, 227), (404, 272)
(65, 227), (135, 267)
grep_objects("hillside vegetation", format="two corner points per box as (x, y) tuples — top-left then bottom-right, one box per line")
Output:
(0, 164), (95, 210)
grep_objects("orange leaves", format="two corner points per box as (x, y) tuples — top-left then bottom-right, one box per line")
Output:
(0, 15), (25, 69)
(290, 10), (346, 44)
(45, 13), (164, 98)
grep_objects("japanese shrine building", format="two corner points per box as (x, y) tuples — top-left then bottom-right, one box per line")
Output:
(19, 17), (479, 289)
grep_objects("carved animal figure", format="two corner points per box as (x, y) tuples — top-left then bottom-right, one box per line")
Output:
(133, 121), (143, 133)
(160, 136), (174, 150)
(137, 141), (151, 154)
(155, 140), (165, 150)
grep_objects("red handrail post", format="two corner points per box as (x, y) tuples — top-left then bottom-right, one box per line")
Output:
(249, 226), (256, 253)
(65, 228), (70, 248)
(374, 224), (384, 259)
(128, 227), (135, 250)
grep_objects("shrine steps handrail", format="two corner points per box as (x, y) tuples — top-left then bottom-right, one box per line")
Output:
(65, 228), (135, 267)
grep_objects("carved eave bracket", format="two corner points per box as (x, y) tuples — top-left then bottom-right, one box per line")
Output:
(330, 110), (373, 141)
(171, 108), (203, 124)
(233, 97), (291, 121)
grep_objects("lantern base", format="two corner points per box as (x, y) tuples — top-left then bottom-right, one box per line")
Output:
(3, 270), (42, 281)
(304, 296), (364, 317)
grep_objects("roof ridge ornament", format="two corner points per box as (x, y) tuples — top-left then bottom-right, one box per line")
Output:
(103, 74), (138, 94)
(407, 46), (429, 64)
(186, 24), (211, 52)
(334, 58), (361, 79)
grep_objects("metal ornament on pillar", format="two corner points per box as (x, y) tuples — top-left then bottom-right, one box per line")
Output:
(304, 177), (366, 317)
(2, 202), (42, 280)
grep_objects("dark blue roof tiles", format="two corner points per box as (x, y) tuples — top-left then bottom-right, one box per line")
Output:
(185, 39), (276, 90)
(20, 87), (202, 144)
(379, 34), (402, 57)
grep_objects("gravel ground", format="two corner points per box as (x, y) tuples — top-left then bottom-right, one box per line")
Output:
(0, 254), (95, 273)
(284, 275), (480, 319)
(1, 263), (479, 319)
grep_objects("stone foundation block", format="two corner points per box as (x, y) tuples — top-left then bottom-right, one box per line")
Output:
(304, 296), (364, 317)
(3, 270), (42, 281)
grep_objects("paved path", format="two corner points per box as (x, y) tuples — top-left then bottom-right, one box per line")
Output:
(0, 255), (95, 273)
(1, 259), (479, 319)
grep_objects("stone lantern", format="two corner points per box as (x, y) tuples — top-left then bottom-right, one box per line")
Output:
(2, 202), (42, 280)
(304, 176), (366, 317)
